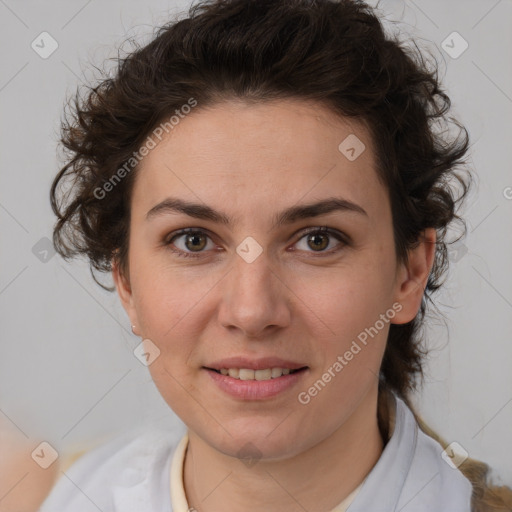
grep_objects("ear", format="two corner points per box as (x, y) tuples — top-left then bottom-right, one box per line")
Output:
(112, 257), (140, 334)
(391, 227), (437, 324)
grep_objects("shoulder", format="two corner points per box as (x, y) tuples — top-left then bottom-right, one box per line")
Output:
(348, 393), (473, 512)
(39, 423), (185, 512)
(396, 397), (473, 512)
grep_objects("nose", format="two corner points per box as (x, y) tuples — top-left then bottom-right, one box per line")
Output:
(217, 249), (291, 339)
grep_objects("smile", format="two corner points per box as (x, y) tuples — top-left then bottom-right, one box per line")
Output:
(208, 367), (305, 381)
(203, 366), (309, 400)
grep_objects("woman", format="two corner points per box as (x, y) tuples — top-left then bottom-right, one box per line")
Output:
(39, 0), (512, 510)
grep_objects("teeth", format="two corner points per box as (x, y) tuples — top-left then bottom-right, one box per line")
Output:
(255, 369), (272, 381)
(239, 369), (255, 380)
(271, 367), (283, 378)
(217, 367), (299, 380)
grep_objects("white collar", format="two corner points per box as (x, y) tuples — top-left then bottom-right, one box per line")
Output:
(348, 394), (472, 511)
(108, 392), (472, 511)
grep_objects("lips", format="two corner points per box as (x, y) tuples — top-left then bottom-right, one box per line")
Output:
(204, 365), (309, 399)
(202, 356), (309, 399)
(204, 356), (307, 372)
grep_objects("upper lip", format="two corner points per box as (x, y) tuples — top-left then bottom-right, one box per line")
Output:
(204, 357), (308, 371)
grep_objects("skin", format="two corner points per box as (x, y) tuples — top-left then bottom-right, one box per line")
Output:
(113, 98), (436, 512)
(0, 423), (59, 512)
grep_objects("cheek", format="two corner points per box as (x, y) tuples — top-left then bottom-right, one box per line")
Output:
(294, 256), (395, 338)
(296, 270), (393, 419)
(292, 251), (396, 389)
(129, 246), (209, 336)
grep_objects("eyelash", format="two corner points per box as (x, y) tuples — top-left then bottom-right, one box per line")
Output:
(163, 227), (348, 259)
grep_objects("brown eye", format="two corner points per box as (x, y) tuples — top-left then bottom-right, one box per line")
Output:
(307, 232), (329, 251)
(165, 229), (215, 258)
(294, 227), (347, 255)
(184, 232), (208, 252)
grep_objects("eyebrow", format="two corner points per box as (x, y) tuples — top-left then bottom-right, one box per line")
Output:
(146, 196), (368, 229)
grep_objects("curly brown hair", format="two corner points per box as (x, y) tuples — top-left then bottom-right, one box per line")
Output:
(50, 0), (511, 508)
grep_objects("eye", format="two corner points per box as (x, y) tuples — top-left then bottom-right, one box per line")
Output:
(164, 229), (216, 258)
(293, 227), (347, 255)
(164, 226), (348, 259)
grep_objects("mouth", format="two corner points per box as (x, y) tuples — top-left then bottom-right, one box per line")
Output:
(203, 366), (308, 381)
(202, 364), (309, 400)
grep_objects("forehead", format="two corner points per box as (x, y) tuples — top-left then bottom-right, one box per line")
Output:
(132, 99), (386, 222)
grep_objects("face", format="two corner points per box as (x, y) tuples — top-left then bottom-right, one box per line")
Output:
(114, 98), (431, 460)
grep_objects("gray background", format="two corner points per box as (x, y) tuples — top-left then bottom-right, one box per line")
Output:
(1, 0), (511, 485)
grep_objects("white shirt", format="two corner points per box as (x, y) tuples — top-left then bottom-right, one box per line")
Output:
(39, 393), (473, 512)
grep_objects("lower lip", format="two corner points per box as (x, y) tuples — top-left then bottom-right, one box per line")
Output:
(204, 368), (308, 400)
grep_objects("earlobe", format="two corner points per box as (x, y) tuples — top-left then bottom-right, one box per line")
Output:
(391, 228), (437, 325)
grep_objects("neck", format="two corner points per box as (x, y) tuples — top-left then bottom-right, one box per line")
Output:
(183, 387), (388, 512)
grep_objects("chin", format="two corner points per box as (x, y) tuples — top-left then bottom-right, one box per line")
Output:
(202, 419), (309, 462)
